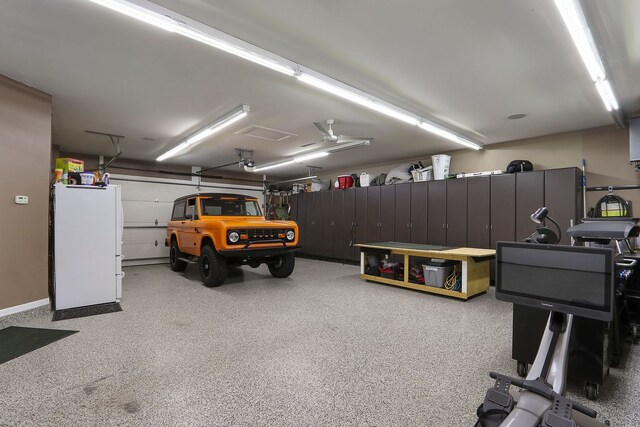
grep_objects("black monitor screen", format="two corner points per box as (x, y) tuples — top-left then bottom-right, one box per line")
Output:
(496, 242), (613, 321)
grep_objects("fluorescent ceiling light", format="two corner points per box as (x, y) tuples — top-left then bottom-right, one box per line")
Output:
(87, 0), (295, 76)
(418, 123), (482, 150)
(294, 151), (329, 163)
(253, 141), (370, 173)
(553, 0), (620, 113)
(88, 0), (178, 32)
(156, 105), (249, 162)
(156, 142), (188, 162)
(553, 0), (605, 81)
(297, 74), (420, 126)
(252, 160), (296, 172)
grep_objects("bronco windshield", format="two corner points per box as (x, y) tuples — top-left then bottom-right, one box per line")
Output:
(200, 198), (262, 217)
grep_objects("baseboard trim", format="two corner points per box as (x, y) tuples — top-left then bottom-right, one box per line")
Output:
(0, 298), (50, 319)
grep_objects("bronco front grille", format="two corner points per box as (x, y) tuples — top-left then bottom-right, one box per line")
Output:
(243, 228), (286, 241)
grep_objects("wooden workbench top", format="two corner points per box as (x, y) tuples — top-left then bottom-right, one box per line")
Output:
(354, 242), (495, 259)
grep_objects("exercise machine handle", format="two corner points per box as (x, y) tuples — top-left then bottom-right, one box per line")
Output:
(488, 372), (597, 418)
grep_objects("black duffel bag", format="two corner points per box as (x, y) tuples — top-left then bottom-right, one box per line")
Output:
(506, 160), (533, 173)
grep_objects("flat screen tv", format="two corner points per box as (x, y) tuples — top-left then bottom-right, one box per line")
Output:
(496, 242), (613, 322)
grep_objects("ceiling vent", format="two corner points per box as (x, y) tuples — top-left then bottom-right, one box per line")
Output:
(236, 125), (297, 142)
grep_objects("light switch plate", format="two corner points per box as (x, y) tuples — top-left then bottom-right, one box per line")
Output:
(15, 195), (28, 205)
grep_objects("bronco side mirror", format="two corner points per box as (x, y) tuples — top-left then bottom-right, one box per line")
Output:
(185, 214), (193, 220)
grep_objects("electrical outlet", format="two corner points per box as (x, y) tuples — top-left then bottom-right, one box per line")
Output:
(15, 195), (28, 205)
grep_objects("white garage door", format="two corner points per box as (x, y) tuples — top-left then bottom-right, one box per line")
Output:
(110, 174), (264, 266)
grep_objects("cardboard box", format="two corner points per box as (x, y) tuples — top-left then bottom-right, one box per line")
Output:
(55, 158), (84, 172)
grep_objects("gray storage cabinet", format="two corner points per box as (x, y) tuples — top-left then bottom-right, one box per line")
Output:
(446, 178), (467, 247)
(410, 181), (428, 244)
(515, 171), (545, 241)
(490, 174), (516, 248)
(467, 176), (491, 248)
(544, 168), (582, 244)
(343, 188), (357, 261)
(354, 187), (368, 252)
(290, 167), (581, 263)
(427, 180), (447, 245)
(394, 183), (411, 243)
(321, 191), (334, 258)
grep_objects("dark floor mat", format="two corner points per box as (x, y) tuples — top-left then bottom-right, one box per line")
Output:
(0, 326), (78, 364)
(53, 302), (122, 321)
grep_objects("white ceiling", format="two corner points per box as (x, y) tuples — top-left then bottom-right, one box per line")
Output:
(0, 0), (638, 177)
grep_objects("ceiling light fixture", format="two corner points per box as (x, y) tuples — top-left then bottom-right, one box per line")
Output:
(296, 74), (420, 126)
(553, 0), (622, 118)
(87, 0), (296, 76)
(293, 151), (329, 163)
(87, 0), (483, 149)
(418, 122), (482, 150)
(253, 140), (370, 173)
(156, 104), (249, 162)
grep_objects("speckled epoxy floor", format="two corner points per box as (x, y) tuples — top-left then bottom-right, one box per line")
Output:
(0, 258), (638, 426)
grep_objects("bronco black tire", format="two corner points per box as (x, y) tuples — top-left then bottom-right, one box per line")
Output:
(169, 239), (187, 272)
(268, 253), (295, 278)
(199, 244), (227, 287)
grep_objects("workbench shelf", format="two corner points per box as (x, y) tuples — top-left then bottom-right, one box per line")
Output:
(356, 242), (495, 301)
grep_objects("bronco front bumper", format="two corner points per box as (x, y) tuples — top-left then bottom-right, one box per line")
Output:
(218, 240), (300, 258)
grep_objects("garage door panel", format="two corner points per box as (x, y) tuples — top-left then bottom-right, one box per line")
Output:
(122, 228), (167, 245)
(122, 200), (173, 226)
(122, 243), (169, 260)
(115, 180), (196, 202)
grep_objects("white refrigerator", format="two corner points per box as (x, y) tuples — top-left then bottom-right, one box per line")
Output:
(54, 183), (124, 310)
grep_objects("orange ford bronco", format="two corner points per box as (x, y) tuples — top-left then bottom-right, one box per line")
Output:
(165, 193), (299, 287)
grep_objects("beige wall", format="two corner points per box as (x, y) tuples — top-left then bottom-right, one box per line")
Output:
(320, 125), (638, 214)
(0, 76), (52, 310)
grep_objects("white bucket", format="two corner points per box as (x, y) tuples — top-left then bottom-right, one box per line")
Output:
(432, 155), (451, 180)
(79, 172), (95, 185)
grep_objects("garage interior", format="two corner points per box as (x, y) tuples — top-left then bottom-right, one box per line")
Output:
(1, 0), (640, 425)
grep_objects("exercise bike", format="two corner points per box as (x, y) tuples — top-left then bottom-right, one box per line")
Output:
(475, 242), (613, 427)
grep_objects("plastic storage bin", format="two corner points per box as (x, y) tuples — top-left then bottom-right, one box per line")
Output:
(422, 259), (456, 288)
(360, 173), (371, 187)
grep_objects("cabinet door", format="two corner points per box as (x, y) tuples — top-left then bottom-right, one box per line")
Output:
(395, 183), (411, 243)
(490, 174), (516, 247)
(289, 194), (298, 221)
(310, 192), (324, 256)
(379, 185), (395, 242)
(297, 192), (308, 254)
(354, 187), (368, 246)
(467, 177), (490, 248)
(321, 191), (334, 257)
(516, 171), (545, 241)
(331, 191), (347, 260)
(410, 181), (428, 244)
(446, 179), (467, 247)
(343, 188), (357, 261)
(367, 186), (381, 243)
(544, 168), (581, 245)
(428, 180), (447, 245)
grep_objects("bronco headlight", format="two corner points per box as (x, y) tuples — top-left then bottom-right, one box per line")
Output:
(286, 230), (295, 241)
(228, 231), (240, 243)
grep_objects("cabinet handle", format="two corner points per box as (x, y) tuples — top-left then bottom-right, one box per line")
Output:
(490, 224), (494, 230)
(407, 223), (411, 228)
(446, 224), (449, 229)
(485, 225), (489, 230)
(442, 224), (445, 229)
